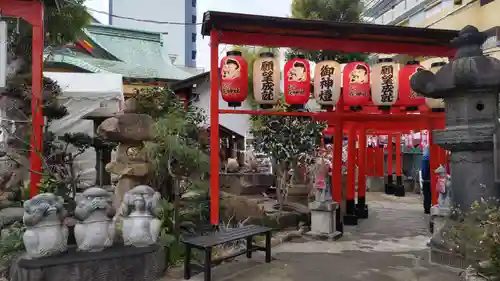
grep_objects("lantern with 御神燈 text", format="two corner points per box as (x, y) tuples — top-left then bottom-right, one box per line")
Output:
(220, 51), (248, 107)
(253, 52), (281, 109)
(284, 55), (311, 109)
(398, 61), (425, 110)
(313, 60), (341, 110)
(371, 58), (399, 109)
(342, 62), (370, 110)
(425, 61), (446, 112)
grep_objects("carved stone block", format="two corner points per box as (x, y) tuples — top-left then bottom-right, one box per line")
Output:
(97, 114), (154, 143)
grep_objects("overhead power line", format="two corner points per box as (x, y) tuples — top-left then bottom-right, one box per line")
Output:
(85, 7), (203, 25)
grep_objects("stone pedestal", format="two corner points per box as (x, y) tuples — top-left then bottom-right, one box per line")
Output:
(305, 201), (341, 240)
(10, 244), (165, 281)
(367, 176), (384, 192)
(393, 175), (405, 197)
(429, 206), (450, 234)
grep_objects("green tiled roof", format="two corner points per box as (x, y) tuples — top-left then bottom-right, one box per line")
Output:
(45, 24), (194, 80)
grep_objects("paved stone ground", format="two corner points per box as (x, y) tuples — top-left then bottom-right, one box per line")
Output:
(177, 192), (462, 281)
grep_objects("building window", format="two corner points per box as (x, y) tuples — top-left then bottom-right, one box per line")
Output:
(192, 15), (197, 24)
(192, 50), (197, 60)
(192, 0), (196, 7)
(480, 0), (494, 5)
(425, 4), (442, 19)
(441, 0), (453, 9)
(192, 33), (196, 42)
(394, 1), (406, 20)
(409, 11), (424, 26)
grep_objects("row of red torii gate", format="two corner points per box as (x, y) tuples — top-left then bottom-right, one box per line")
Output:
(201, 11), (458, 230)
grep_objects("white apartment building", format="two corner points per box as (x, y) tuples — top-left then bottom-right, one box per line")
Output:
(363, 0), (454, 27)
(108, 0), (197, 67)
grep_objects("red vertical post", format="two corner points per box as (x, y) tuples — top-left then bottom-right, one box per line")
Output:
(444, 150), (450, 174)
(366, 148), (373, 176)
(332, 97), (344, 233)
(29, 4), (44, 198)
(394, 134), (405, 197)
(357, 126), (368, 218)
(428, 124), (438, 206)
(344, 125), (358, 225)
(209, 30), (220, 225)
(386, 134), (394, 194)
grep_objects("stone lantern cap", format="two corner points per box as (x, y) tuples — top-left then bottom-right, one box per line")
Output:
(82, 107), (118, 122)
(411, 25), (500, 99)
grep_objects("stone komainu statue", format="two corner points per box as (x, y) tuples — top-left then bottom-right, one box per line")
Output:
(74, 187), (116, 252)
(22, 193), (68, 259)
(120, 185), (162, 247)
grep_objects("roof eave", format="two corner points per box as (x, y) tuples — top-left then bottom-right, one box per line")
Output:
(201, 11), (459, 56)
(171, 71), (210, 91)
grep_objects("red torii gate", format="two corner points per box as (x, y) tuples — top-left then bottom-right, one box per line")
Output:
(201, 11), (458, 227)
(1, 0), (44, 197)
(321, 111), (446, 224)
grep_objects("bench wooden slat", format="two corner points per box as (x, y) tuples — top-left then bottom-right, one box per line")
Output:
(182, 225), (271, 248)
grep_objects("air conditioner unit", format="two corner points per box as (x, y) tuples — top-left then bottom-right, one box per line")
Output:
(453, 0), (462, 4)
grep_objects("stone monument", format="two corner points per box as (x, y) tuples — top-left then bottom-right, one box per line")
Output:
(97, 98), (154, 209)
(411, 25), (500, 268)
(120, 185), (162, 247)
(430, 165), (451, 234)
(74, 187), (116, 252)
(306, 155), (341, 240)
(22, 193), (68, 259)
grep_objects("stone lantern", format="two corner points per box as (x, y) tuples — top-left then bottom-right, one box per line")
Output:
(411, 25), (500, 268)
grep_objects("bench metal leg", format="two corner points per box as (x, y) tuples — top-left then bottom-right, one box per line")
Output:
(265, 231), (271, 263)
(204, 247), (212, 281)
(184, 245), (192, 279)
(246, 236), (252, 258)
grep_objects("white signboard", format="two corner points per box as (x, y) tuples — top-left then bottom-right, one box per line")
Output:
(0, 21), (7, 88)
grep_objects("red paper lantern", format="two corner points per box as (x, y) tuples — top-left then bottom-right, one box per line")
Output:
(220, 51), (248, 107)
(284, 55), (311, 108)
(397, 61), (425, 109)
(342, 62), (370, 108)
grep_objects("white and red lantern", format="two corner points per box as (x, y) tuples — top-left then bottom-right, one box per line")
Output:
(342, 62), (370, 107)
(220, 51), (248, 107)
(397, 61), (425, 108)
(425, 61), (446, 111)
(313, 60), (341, 109)
(253, 52), (281, 109)
(371, 58), (399, 107)
(284, 55), (310, 108)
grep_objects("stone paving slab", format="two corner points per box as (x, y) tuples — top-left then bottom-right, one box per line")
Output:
(167, 192), (459, 281)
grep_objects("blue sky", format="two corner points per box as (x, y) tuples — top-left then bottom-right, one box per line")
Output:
(84, 0), (292, 70)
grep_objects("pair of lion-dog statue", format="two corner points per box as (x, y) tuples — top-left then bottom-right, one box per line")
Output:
(21, 185), (162, 259)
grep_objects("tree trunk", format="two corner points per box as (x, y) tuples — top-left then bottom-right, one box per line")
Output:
(0, 56), (30, 202)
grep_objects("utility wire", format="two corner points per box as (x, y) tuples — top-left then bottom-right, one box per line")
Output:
(85, 7), (203, 25)
(58, 0), (203, 25)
